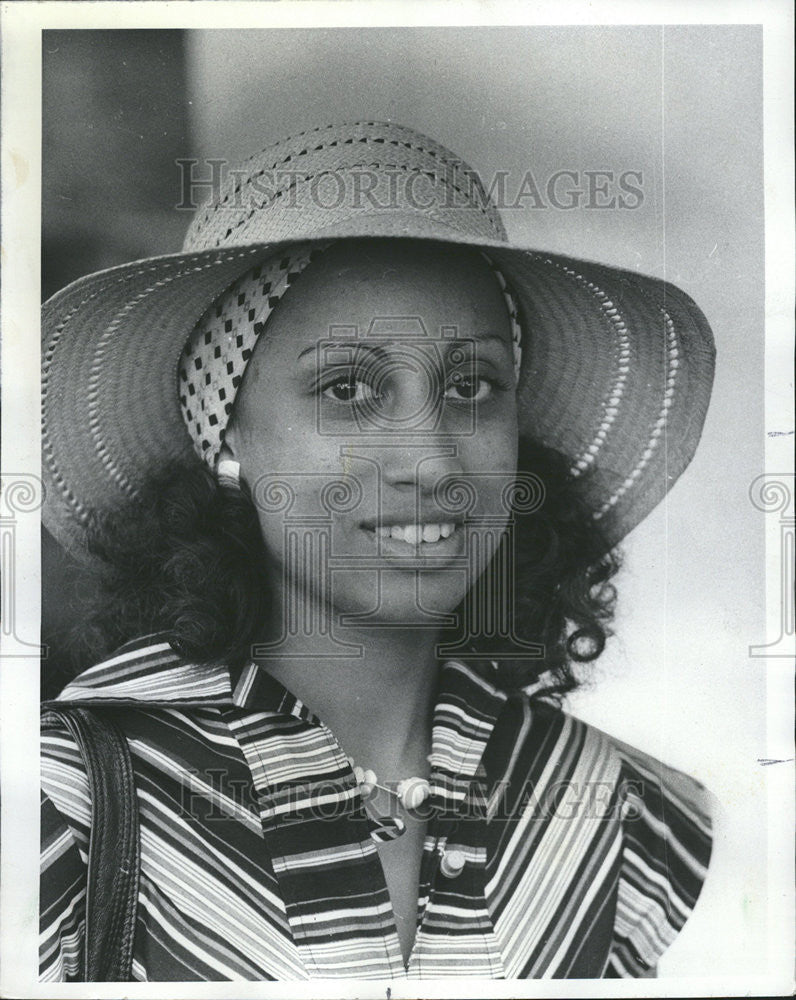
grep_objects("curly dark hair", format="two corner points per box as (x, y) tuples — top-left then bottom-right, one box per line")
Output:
(62, 436), (620, 703)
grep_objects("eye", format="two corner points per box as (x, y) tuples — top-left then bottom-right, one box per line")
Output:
(321, 372), (380, 404)
(444, 373), (494, 402)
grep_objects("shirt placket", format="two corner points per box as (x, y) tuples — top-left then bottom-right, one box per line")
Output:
(229, 659), (508, 980)
(406, 661), (508, 978)
(226, 667), (405, 980)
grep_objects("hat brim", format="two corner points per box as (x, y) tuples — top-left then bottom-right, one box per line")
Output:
(42, 219), (715, 556)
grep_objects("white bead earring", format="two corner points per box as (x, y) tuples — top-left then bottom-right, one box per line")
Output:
(216, 458), (242, 490)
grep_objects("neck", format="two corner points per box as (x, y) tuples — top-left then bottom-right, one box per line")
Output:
(255, 600), (442, 778)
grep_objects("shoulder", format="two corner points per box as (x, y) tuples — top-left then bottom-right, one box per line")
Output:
(492, 698), (714, 975)
(569, 710), (713, 974)
(603, 727), (714, 975)
(496, 695), (712, 826)
(604, 726), (714, 840)
(41, 708), (92, 837)
(39, 635), (164, 832)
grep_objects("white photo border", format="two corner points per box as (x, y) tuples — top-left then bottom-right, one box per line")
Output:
(1, 2), (793, 997)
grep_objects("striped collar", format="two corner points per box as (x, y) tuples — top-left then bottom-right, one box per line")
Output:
(56, 633), (509, 787)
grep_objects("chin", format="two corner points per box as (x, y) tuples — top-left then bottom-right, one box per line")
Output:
(329, 570), (467, 627)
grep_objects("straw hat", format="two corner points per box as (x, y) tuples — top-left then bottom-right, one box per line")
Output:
(42, 121), (715, 554)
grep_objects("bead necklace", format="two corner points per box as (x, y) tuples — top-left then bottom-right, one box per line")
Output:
(351, 763), (467, 877)
(349, 759), (431, 842)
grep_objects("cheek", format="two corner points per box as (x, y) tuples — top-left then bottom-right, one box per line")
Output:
(237, 424), (354, 564)
(470, 413), (519, 472)
(237, 400), (335, 481)
(461, 413), (518, 520)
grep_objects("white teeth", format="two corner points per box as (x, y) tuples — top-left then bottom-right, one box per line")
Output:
(402, 525), (421, 545)
(422, 523), (442, 543)
(377, 522), (457, 543)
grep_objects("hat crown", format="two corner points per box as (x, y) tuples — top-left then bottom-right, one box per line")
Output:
(183, 121), (508, 253)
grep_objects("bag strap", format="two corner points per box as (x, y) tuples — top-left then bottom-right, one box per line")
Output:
(42, 704), (140, 981)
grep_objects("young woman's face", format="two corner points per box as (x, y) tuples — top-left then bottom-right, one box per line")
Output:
(225, 240), (519, 623)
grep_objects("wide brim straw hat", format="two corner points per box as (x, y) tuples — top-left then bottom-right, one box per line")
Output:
(42, 121), (715, 556)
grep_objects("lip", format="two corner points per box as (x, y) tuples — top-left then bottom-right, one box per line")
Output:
(359, 514), (463, 531)
(360, 523), (466, 561)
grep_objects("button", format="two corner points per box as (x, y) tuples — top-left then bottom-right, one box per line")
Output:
(440, 849), (466, 878)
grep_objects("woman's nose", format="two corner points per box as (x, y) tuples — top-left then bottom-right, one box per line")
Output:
(355, 355), (468, 493)
(380, 442), (465, 495)
(367, 359), (445, 434)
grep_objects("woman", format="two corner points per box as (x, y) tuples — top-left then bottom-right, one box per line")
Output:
(40, 121), (715, 981)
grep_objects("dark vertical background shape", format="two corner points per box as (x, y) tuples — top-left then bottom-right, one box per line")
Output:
(41, 30), (191, 697)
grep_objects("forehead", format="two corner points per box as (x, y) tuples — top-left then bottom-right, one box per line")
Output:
(259, 240), (512, 350)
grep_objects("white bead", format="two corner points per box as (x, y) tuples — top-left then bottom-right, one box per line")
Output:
(398, 777), (430, 810)
(440, 849), (466, 878)
(361, 769), (378, 799)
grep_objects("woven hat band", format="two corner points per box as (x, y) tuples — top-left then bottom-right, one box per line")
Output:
(178, 243), (330, 467)
(480, 252), (523, 388)
(178, 243), (524, 471)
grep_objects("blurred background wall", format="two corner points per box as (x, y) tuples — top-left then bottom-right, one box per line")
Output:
(42, 29), (191, 694)
(42, 29), (190, 297)
(42, 25), (766, 974)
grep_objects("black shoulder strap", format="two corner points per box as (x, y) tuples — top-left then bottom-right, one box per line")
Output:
(42, 705), (140, 981)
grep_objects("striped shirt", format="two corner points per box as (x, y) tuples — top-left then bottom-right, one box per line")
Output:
(40, 635), (713, 981)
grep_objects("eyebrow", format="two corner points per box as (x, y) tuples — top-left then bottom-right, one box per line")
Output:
(297, 333), (510, 361)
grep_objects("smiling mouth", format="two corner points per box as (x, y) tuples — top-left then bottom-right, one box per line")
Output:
(360, 521), (465, 557)
(371, 522), (457, 544)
